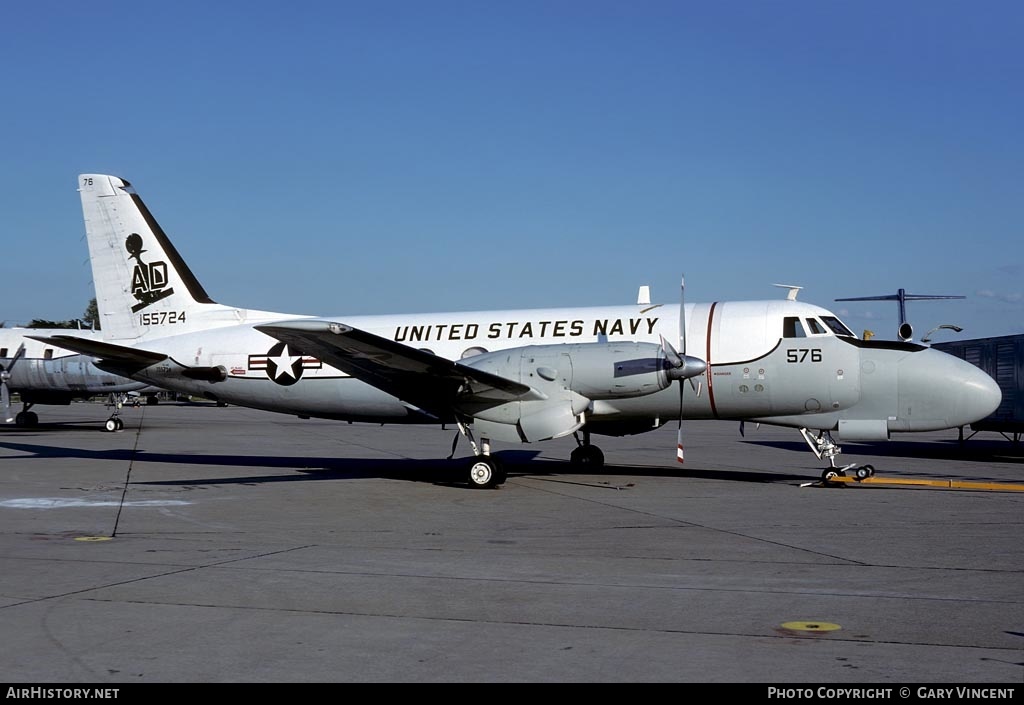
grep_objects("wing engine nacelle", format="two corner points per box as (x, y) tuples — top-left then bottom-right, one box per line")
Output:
(457, 342), (679, 443)
(464, 341), (676, 401)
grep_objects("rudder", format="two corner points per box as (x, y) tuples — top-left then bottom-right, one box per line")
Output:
(78, 174), (251, 341)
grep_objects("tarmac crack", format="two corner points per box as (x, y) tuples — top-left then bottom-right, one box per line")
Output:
(509, 476), (875, 566)
(63, 595), (1024, 653)
(0, 543), (317, 611)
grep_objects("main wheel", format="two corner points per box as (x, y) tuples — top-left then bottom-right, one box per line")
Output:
(104, 418), (118, 432)
(24, 411), (38, 427)
(570, 445), (605, 469)
(115, 418), (124, 431)
(15, 412), (26, 426)
(468, 457), (503, 489)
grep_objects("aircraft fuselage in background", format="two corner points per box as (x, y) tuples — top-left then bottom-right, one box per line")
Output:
(1, 328), (149, 427)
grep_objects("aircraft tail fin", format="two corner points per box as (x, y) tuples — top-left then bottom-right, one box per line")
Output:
(78, 174), (291, 342)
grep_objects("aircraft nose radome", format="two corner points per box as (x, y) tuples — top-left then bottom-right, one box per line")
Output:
(956, 358), (1002, 424)
(926, 350), (1002, 427)
(897, 349), (1002, 430)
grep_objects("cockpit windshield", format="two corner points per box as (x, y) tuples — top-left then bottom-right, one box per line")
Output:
(820, 315), (855, 337)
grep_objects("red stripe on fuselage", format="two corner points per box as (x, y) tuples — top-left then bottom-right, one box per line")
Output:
(706, 301), (718, 418)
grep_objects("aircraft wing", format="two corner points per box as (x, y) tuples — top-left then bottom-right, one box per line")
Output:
(256, 320), (545, 416)
(27, 335), (168, 371)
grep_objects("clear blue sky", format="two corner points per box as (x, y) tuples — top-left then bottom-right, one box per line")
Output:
(2, 1), (1021, 341)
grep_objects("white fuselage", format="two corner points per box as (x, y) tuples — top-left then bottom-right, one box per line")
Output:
(103, 297), (996, 437)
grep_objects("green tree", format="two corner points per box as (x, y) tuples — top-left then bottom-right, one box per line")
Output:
(83, 297), (101, 330)
(26, 298), (100, 329)
(26, 318), (77, 329)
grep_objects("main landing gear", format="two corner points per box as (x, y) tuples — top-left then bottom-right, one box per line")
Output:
(799, 428), (876, 486)
(104, 394), (126, 432)
(456, 422), (507, 489)
(451, 424), (606, 489)
(570, 429), (605, 469)
(13, 404), (39, 427)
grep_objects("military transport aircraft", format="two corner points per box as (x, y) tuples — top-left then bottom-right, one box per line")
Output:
(0, 327), (151, 430)
(35, 174), (1002, 488)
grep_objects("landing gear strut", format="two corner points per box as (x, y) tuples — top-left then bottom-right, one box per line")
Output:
(456, 421), (506, 489)
(570, 429), (604, 469)
(800, 428), (875, 485)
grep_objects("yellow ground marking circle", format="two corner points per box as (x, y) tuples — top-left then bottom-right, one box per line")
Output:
(74, 536), (113, 542)
(781, 621), (841, 632)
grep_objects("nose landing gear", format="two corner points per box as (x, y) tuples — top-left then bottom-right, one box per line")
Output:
(800, 428), (876, 486)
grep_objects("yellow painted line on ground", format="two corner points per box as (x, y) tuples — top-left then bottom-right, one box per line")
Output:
(829, 476), (1024, 491)
(780, 621), (842, 633)
(73, 536), (113, 542)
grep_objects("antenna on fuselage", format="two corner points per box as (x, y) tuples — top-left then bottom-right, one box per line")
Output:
(834, 288), (965, 342)
(772, 284), (803, 301)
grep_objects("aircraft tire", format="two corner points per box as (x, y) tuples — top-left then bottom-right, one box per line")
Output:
(821, 469), (842, 485)
(468, 457), (503, 489)
(570, 445), (605, 469)
(104, 418), (118, 432)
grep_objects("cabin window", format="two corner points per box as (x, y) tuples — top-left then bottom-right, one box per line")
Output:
(821, 315), (855, 337)
(44, 349), (54, 359)
(0, 348), (6, 357)
(806, 318), (827, 335)
(782, 317), (806, 338)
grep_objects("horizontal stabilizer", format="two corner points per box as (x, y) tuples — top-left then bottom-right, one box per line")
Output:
(256, 320), (544, 417)
(27, 335), (167, 367)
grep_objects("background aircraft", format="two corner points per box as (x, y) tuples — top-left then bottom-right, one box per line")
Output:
(0, 327), (154, 430)
(38, 174), (1001, 487)
(835, 289), (967, 342)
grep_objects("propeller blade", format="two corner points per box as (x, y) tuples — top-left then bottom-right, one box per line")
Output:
(679, 275), (686, 356)
(1, 373), (10, 423)
(660, 334), (683, 369)
(675, 275), (691, 464)
(2, 344), (24, 423)
(6, 343), (25, 371)
(676, 382), (685, 463)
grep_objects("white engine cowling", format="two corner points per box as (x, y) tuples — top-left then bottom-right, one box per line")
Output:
(457, 342), (674, 443)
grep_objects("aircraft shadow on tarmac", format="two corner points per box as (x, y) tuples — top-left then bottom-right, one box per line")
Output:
(0, 440), (817, 488)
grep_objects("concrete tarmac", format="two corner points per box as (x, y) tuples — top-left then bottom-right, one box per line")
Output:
(1, 401), (1021, 683)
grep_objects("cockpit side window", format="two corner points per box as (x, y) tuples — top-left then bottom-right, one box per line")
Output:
(821, 315), (855, 337)
(783, 317), (806, 338)
(806, 318), (827, 335)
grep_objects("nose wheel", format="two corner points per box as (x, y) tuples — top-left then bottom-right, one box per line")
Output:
(821, 464), (875, 486)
